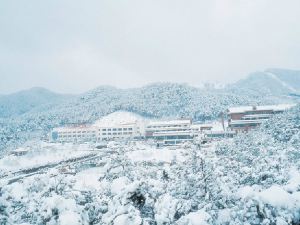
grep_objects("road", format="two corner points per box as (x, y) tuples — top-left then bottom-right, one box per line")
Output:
(1, 150), (112, 185)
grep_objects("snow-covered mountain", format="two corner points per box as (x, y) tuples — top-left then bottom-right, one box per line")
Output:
(0, 87), (73, 118)
(0, 69), (299, 153)
(229, 68), (300, 96)
(1, 69), (300, 224)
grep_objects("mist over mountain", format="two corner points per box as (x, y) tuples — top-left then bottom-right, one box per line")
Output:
(0, 87), (73, 118)
(228, 68), (300, 96)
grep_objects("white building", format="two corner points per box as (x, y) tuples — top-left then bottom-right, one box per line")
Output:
(51, 122), (145, 143)
(145, 119), (194, 145)
(50, 111), (235, 145)
(51, 111), (146, 143)
(94, 111), (146, 141)
(51, 124), (98, 143)
(190, 124), (213, 136)
(97, 121), (145, 141)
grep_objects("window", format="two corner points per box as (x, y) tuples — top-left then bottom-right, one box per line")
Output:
(102, 129), (106, 131)
(128, 128), (133, 131)
(113, 128), (117, 131)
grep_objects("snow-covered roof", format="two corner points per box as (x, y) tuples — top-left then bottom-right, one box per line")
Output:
(229, 119), (265, 125)
(153, 130), (193, 136)
(227, 104), (296, 114)
(53, 125), (97, 132)
(147, 119), (191, 126)
(94, 111), (146, 127)
(190, 124), (213, 128)
(204, 130), (235, 135)
(11, 148), (29, 153)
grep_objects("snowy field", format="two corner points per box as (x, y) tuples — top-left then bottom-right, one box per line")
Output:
(126, 146), (186, 163)
(1, 137), (300, 224)
(0, 142), (95, 174)
(2, 104), (300, 225)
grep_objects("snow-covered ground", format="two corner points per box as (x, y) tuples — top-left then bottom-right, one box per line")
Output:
(73, 167), (106, 191)
(1, 137), (300, 225)
(126, 144), (186, 163)
(0, 142), (95, 174)
(1, 105), (300, 225)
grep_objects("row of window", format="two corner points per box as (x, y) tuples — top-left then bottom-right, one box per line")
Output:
(102, 132), (133, 136)
(148, 124), (189, 129)
(149, 128), (191, 133)
(155, 135), (193, 140)
(58, 131), (135, 138)
(229, 123), (259, 128)
(100, 127), (133, 132)
(58, 134), (96, 138)
(58, 131), (96, 134)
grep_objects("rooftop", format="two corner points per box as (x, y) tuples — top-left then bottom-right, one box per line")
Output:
(227, 104), (296, 114)
(147, 119), (191, 126)
(53, 125), (97, 132)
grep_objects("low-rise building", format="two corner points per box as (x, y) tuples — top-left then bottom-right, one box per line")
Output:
(227, 104), (295, 132)
(51, 124), (98, 143)
(97, 121), (144, 141)
(51, 118), (145, 143)
(145, 119), (194, 145)
(145, 119), (191, 136)
(190, 124), (213, 136)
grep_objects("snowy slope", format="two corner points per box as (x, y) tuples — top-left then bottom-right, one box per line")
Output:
(265, 71), (297, 93)
(266, 68), (300, 92)
(229, 68), (300, 96)
(0, 87), (73, 118)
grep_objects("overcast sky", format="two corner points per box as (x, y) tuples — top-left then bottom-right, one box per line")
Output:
(0, 0), (300, 94)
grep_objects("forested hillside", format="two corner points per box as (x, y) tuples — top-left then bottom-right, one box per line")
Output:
(0, 69), (299, 153)
(1, 105), (300, 224)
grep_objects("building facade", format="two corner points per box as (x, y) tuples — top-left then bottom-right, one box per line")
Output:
(51, 125), (98, 143)
(145, 119), (194, 145)
(227, 104), (295, 133)
(97, 121), (144, 141)
(51, 121), (145, 143)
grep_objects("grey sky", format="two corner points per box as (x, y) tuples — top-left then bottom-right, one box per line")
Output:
(0, 0), (300, 94)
